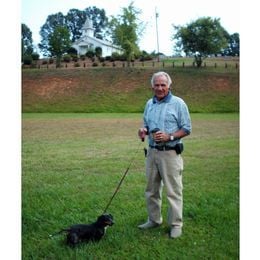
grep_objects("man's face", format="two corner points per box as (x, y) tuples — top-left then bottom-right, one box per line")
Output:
(152, 75), (170, 100)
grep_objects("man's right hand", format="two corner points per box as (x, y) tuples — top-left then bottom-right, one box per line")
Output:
(138, 128), (147, 142)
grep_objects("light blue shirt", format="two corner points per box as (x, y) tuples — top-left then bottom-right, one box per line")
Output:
(143, 92), (192, 147)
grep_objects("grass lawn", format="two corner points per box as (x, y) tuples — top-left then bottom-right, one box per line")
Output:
(22, 113), (239, 259)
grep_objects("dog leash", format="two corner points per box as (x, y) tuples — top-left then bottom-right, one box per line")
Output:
(102, 141), (144, 214)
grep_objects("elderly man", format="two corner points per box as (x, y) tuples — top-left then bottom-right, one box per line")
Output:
(138, 71), (191, 239)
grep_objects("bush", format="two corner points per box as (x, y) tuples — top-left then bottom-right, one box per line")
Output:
(95, 47), (102, 58)
(67, 47), (78, 55)
(63, 54), (71, 63)
(23, 56), (32, 65)
(111, 52), (121, 60)
(72, 55), (78, 62)
(139, 54), (153, 61)
(105, 56), (114, 62)
(120, 55), (127, 61)
(92, 62), (98, 67)
(31, 53), (40, 61)
(80, 55), (86, 61)
(86, 50), (95, 59)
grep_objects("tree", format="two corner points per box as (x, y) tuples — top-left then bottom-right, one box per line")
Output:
(173, 17), (229, 67)
(21, 23), (34, 62)
(222, 33), (240, 56)
(38, 7), (108, 57)
(65, 7), (108, 42)
(39, 12), (67, 57)
(66, 9), (86, 42)
(48, 26), (72, 67)
(108, 1), (144, 61)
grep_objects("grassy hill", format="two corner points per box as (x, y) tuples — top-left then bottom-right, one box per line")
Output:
(22, 67), (239, 113)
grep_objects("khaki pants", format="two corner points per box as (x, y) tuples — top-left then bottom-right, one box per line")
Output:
(145, 148), (184, 227)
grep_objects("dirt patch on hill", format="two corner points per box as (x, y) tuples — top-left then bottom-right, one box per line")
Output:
(213, 78), (232, 91)
(22, 68), (239, 113)
(23, 77), (82, 99)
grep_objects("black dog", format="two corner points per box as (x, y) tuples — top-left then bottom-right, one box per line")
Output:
(50, 213), (114, 247)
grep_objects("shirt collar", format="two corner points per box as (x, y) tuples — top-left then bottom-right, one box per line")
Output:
(153, 91), (173, 104)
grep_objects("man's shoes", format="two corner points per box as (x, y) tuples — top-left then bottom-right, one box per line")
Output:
(169, 226), (182, 238)
(138, 220), (161, 229)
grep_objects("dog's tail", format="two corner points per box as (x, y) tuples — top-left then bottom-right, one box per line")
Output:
(49, 229), (69, 238)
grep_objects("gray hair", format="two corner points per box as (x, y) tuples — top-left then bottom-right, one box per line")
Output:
(151, 71), (172, 87)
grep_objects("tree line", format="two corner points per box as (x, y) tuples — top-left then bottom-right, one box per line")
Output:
(22, 1), (239, 67)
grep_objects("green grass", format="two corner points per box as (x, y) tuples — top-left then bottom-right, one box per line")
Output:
(22, 67), (239, 113)
(22, 113), (239, 259)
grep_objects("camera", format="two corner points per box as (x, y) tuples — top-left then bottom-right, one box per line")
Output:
(151, 128), (160, 143)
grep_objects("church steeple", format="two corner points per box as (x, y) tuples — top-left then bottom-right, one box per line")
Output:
(82, 18), (94, 37)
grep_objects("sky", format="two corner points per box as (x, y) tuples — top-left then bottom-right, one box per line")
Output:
(21, 0), (240, 56)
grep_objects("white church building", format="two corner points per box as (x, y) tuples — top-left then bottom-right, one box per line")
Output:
(72, 19), (122, 57)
